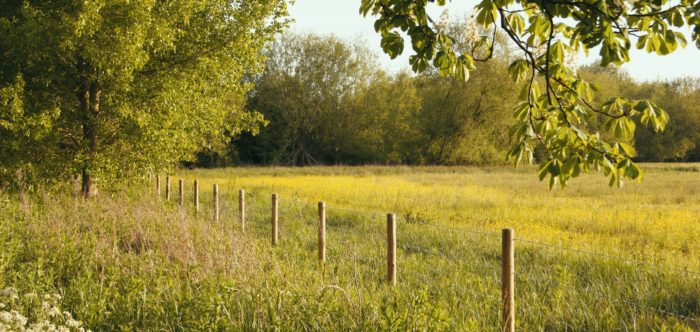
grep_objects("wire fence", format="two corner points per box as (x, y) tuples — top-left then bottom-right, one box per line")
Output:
(153, 178), (700, 327)
(192, 185), (700, 269)
(245, 189), (700, 275)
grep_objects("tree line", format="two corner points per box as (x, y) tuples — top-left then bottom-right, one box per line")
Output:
(2, 1), (698, 193)
(227, 32), (516, 166)
(199, 31), (700, 167)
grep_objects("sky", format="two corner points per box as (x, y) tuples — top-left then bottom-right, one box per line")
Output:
(287, 0), (700, 82)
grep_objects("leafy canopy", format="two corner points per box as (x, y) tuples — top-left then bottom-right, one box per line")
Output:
(0, 1), (288, 190)
(237, 31), (513, 167)
(360, 0), (700, 188)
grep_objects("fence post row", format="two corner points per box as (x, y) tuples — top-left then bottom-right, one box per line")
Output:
(502, 228), (515, 332)
(213, 184), (219, 222)
(239, 189), (245, 232)
(155, 178), (515, 329)
(165, 176), (171, 201)
(271, 194), (278, 246)
(194, 180), (199, 213)
(318, 202), (326, 262)
(387, 213), (396, 286)
(178, 179), (184, 206)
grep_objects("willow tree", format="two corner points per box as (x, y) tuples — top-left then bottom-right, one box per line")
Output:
(0, 1), (287, 196)
(361, 0), (699, 187)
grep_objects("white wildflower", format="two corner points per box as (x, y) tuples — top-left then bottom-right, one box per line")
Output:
(42, 301), (52, 311)
(0, 288), (16, 297)
(11, 310), (28, 326)
(0, 287), (19, 301)
(66, 316), (82, 328)
(50, 306), (62, 318)
(0, 311), (12, 322)
(0, 291), (90, 332)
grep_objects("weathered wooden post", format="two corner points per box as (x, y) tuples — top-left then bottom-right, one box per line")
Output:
(502, 228), (515, 332)
(239, 189), (245, 232)
(318, 201), (326, 262)
(213, 184), (219, 222)
(193, 180), (199, 213)
(271, 194), (278, 246)
(178, 179), (184, 206)
(165, 176), (171, 201)
(387, 213), (396, 285)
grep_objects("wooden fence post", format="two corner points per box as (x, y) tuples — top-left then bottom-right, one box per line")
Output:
(271, 194), (278, 246)
(213, 184), (219, 222)
(318, 202), (326, 262)
(193, 180), (199, 213)
(156, 176), (161, 199)
(239, 189), (245, 232)
(165, 176), (171, 201)
(502, 228), (515, 332)
(387, 213), (396, 285)
(178, 179), (184, 206)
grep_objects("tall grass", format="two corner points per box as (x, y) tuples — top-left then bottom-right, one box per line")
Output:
(1, 165), (698, 330)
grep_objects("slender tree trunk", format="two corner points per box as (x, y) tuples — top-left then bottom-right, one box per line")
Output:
(80, 80), (100, 198)
(79, 80), (91, 197)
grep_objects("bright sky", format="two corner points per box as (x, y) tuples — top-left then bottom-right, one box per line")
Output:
(288, 0), (700, 82)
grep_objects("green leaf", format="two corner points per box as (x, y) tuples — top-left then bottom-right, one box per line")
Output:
(623, 161), (644, 181)
(636, 34), (648, 49)
(508, 13), (525, 34)
(359, 0), (374, 16)
(549, 173), (558, 189)
(675, 32), (687, 48)
(433, 51), (451, 76)
(538, 160), (553, 181)
(508, 59), (529, 83)
(550, 41), (565, 64)
(549, 159), (561, 177)
(672, 10), (685, 27)
(475, 0), (497, 27)
(381, 32), (404, 59)
(617, 142), (637, 157)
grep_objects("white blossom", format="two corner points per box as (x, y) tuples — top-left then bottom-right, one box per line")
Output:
(437, 9), (450, 31)
(464, 17), (480, 45)
(0, 291), (90, 332)
(565, 50), (579, 75)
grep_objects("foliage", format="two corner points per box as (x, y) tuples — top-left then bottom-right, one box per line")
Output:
(0, 0), (288, 195)
(233, 31), (517, 166)
(1, 166), (699, 330)
(360, 0), (699, 188)
(237, 33), (381, 165)
(231, 29), (700, 169)
(578, 67), (700, 162)
(414, 63), (515, 165)
(633, 82), (700, 161)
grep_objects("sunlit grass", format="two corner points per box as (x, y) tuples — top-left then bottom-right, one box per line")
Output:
(182, 164), (700, 271)
(1, 164), (698, 330)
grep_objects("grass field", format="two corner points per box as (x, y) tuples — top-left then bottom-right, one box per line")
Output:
(1, 164), (699, 330)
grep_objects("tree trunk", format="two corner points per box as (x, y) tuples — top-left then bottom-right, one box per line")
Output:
(80, 80), (100, 198)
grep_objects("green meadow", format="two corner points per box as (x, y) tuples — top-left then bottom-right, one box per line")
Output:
(1, 164), (699, 330)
